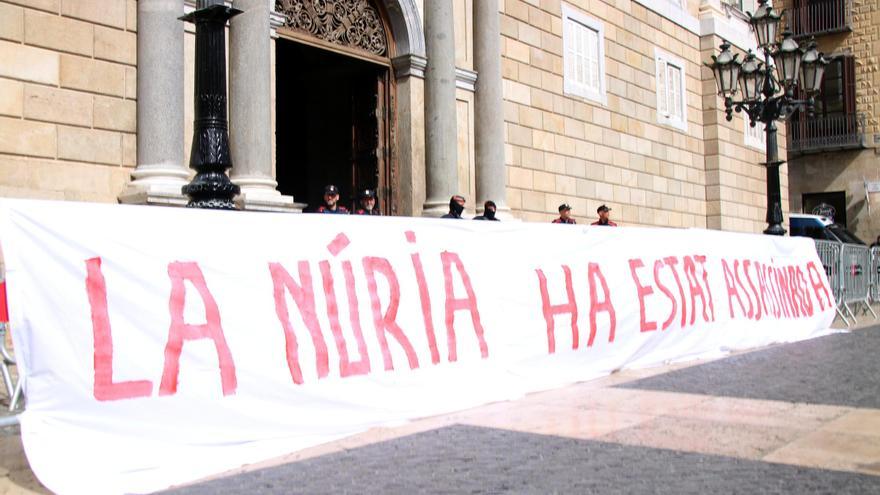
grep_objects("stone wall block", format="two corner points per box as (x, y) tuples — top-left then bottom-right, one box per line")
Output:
(0, 185), (63, 200)
(0, 78), (24, 117)
(61, 0), (126, 29)
(124, 66), (136, 100)
(0, 3), (24, 42)
(24, 9), (94, 56)
(529, 6), (552, 32)
(121, 132), (135, 166)
(555, 174), (576, 195)
(518, 23), (542, 48)
(93, 95), (135, 132)
(3, 0), (59, 14)
(57, 125), (121, 165)
(504, 79), (531, 105)
(0, 40), (59, 85)
(533, 170), (555, 192)
(509, 166), (534, 189)
(505, 38), (530, 63)
(521, 189), (545, 211)
(0, 116), (56, 157)
(506, 0), (529, 22)
(0, 156), (35, 188)
(32, 159), (113, 195)
(59, 54), (125, 97)
(94, 26), (136, 65)
(126, 0), (137, 32)
(23, 85), (93, 127)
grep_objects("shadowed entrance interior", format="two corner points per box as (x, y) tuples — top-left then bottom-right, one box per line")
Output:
(275, 38), (390, 213)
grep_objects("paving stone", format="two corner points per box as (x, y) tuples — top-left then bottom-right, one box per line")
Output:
(161, 424), (880, 495)
(617, 327), (880, 409)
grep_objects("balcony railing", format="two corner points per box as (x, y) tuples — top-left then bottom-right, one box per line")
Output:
(787, 113), (866, 154)
(789, 0), (853, 38)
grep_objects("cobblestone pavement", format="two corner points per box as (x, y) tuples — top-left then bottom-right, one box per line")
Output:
(0, 425), (46, 494)
(163, 424), (880, 495)
(618, 327), (880, 408)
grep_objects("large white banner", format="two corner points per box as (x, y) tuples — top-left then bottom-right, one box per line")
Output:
(0, 199), (834, 494)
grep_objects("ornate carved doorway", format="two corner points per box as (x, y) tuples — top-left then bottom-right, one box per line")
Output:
(274, 0), (396, 214)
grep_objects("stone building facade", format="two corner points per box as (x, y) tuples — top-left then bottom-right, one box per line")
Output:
(781, 0), (880, 243)
(0, 0), (136, 202)
(0, 0), (783, 231)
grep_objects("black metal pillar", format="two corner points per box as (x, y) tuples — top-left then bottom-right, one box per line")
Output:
(180, 0), (241, 209)
(763, 120), (786, 236)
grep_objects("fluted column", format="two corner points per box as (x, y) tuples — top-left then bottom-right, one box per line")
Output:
(229, 0), (298, 212)
(422, 0), (459, 216)
(474, 0), (511, 218)
(119, 0), (189, 206)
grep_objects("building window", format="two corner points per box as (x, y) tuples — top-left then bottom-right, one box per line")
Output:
(788, 54), (863, 154)
(561, 4), (606, 104)
(743, 114), (765, 150)
(814, 55), (856, 118)
(654, 48), (687, 131)
(724, 0), (761, 14)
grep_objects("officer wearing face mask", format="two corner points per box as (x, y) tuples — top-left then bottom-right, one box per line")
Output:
(441, 195), (466, 219)
(473, 200), (500, 221)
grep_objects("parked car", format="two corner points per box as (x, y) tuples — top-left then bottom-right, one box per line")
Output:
(789, 213), (865, 245)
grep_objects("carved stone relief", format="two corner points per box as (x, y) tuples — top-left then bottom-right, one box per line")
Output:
(275, 0), (389, 57)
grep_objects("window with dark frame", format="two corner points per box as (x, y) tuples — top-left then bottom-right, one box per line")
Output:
(788, 53), (859, 151)
(812, 55), (856, 119)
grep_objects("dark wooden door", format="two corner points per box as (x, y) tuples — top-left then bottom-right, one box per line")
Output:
(350, 69), (391, 214)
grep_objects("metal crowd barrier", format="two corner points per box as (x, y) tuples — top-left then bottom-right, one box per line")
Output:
(0, 278), (22, 412)
(814, 240), (879, 327)
(839, 243), (877, 323)
(814, 240), (848, 324)
(871, 246), (880, 304)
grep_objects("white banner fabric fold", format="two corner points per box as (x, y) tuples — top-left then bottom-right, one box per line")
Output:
(0, 199), (834, 494)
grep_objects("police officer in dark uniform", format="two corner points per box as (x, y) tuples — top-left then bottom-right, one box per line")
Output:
(315, 184), (349, 214)
(591, 204), (617, 226)
(354, 189), (380, 215)
(552, 203), (576, 224)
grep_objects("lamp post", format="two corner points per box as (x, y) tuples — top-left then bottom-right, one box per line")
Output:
(705, 0), (827, 235)
(180, 0), (242, 209)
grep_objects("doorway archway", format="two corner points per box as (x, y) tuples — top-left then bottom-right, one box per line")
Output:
(273, 0), (423, 214)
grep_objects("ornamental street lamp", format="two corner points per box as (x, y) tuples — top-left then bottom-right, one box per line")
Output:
(705, 0), (827, 236)
(180, 0), (242, 209)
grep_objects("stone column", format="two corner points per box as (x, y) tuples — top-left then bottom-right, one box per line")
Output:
(119, 0), (189, 206)
(422, 0), (460, 217)
(229, 0), (299, 212)
(474, 0), (511, 218)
